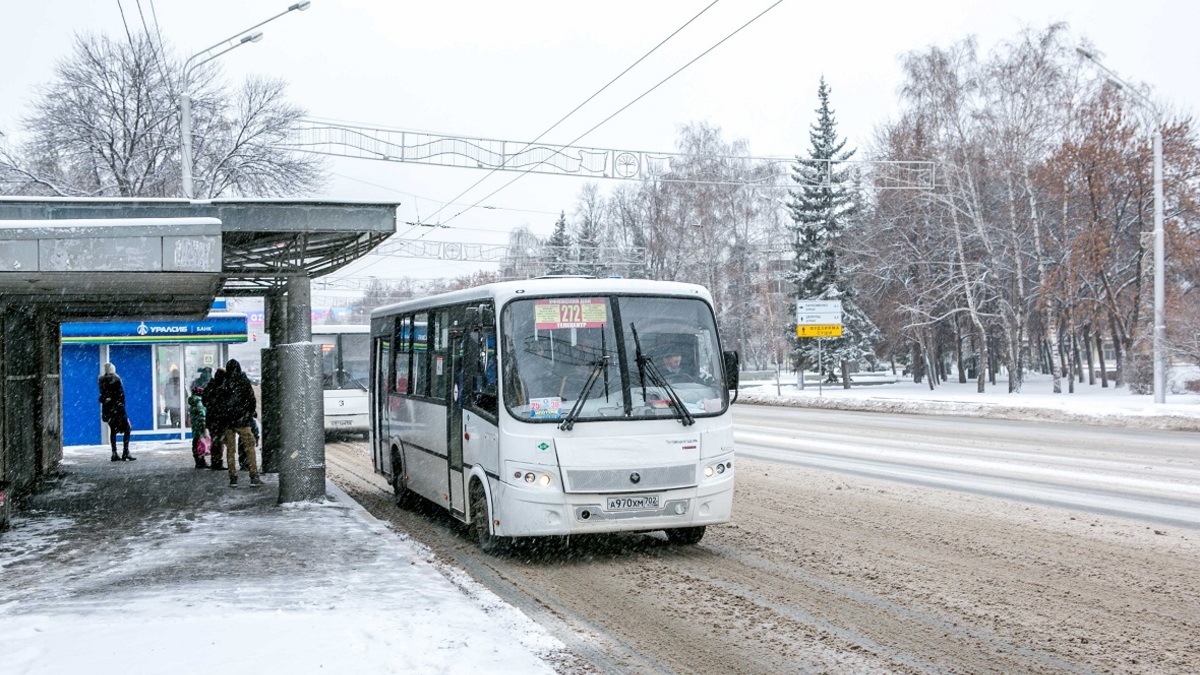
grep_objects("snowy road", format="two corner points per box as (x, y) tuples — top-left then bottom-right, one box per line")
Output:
(734, 404), (1200, 528)
(328, 435), (1200, 674)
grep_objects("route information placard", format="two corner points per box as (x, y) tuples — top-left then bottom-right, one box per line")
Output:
(535, 298), (607, 330)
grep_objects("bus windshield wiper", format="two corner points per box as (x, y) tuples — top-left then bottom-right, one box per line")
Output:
(559, 356), (609, 431)
(631, 324), (694, 427)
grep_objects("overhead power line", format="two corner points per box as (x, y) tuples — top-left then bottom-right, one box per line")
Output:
(420, 0), (723, 226)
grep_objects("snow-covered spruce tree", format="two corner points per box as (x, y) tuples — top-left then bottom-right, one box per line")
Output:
(787, 78), (879, 387)
(545, 211), (574, 275)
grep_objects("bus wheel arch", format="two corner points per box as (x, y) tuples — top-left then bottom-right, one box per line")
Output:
(468, 476), (503, 554)
(390, 443), (415, 509)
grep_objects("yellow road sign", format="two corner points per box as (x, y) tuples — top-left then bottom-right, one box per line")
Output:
(796, 324), (843, 338)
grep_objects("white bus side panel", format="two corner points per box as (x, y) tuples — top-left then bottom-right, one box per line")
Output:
(400, 399), (450, 508)
(461, 411), (499, 471)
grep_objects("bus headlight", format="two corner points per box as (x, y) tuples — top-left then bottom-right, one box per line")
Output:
(703, 460), (733, 480)
(510, 465), (555, 487)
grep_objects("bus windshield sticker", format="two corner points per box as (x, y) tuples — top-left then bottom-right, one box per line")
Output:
(534, 298), (607, 330)
(528, 397), (563, 419)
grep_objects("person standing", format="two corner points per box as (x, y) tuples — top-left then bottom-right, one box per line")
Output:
(187, 386), (208, 469)
(164, 365), (182, 427)
(222, 359), (262, 488)
(202, 367), (228, 472)
(97, 362), (135, 462)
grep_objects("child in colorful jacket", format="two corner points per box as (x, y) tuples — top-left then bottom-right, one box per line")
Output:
(187, 386), (209, 469)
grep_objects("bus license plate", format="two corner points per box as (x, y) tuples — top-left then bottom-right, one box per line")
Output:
(607, 495), (659, 511)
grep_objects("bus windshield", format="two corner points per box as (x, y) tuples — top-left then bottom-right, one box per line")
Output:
(502, 295), (726, 423)
(318, 332), (370, 391)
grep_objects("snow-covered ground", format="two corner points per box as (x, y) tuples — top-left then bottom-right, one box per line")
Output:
(0, 446), (563, 675)
(738, 369), (1200, 430)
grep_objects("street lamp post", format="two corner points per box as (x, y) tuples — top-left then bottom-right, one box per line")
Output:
(180, 1), (311, 199)
(1076, 47), (1167, 404)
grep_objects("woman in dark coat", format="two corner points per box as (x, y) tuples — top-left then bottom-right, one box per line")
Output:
(98, 362), (135, 461)
(202, 367), (228, 471)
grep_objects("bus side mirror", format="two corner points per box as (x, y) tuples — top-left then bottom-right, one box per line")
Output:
(723, 350), (739, 390)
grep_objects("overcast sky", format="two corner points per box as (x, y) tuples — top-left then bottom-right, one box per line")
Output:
(2, 1), (1196, 288)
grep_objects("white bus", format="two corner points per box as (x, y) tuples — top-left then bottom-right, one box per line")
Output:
(369, 278), (740, 551)
(314, 324), (371, 438)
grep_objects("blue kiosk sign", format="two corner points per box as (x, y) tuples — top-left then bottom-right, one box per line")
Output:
(62, 315), (248, 344)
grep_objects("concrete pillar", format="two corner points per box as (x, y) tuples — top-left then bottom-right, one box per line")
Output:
(286, 275), (311, 343)
(277, 274), (325, 502)
(259, 291), (287, 473)
(3, 307), (39, 495)
(36, 312), (62, 475)
(276, 342), (325, 503)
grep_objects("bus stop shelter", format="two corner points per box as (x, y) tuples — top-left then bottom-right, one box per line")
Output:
(0, 197), (398, 511)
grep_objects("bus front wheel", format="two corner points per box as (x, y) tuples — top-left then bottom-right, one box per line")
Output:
(665, 526), (706, 545)
(470, 481), (503, 554)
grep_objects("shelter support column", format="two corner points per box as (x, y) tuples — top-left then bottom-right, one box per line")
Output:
(260, 290), (287, 473)
(277, 274), (324, 502)
(3, 307), (39, 495)
(286, 274), (311, 343)
(36, 312), (62, 476)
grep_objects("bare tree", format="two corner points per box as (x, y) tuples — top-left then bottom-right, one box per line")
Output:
(0, 32), (322, 198)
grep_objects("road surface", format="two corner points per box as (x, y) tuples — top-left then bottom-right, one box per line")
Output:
(326, 408), (1200, 673)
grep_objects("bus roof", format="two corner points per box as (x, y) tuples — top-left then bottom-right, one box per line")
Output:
(370, 277), (714, 319)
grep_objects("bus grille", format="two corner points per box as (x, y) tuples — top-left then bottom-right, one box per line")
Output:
(565, 465), (696, 493)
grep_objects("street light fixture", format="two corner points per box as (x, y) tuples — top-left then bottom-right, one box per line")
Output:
(1076, 47), (1167, 404)
(180, 1), (311, 199)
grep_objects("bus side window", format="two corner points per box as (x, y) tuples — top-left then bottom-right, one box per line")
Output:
(474, 335), (498, 416)
(394, 315), (413, 395)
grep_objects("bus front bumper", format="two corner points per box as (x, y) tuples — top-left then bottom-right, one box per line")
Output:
(492, 473), (733, 538)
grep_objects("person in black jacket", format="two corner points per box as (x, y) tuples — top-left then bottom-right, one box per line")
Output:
(98, 363), (135, 461)
(221, 359), (262, 488)
(202, 367), (227, 471)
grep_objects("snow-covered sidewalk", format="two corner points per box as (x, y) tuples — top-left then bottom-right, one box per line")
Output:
(0, 444), (562, 675)
(738, 371), (1200, 431)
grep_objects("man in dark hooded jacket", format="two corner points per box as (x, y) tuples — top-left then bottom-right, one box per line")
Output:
(98, 362), (135, 461)
(222, 359), (262, 488)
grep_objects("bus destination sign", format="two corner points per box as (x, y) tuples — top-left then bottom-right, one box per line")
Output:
(535, 298), (607, 330)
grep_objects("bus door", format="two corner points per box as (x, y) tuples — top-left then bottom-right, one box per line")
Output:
(447, 324), (466, 516)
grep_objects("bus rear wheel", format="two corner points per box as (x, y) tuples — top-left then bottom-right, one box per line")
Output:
(665, 526), (706, 545)
(391, 449), (415, 509)
(470, 481), (503, 554)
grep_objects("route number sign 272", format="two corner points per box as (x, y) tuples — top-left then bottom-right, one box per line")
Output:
(535, 297), (607, 330)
